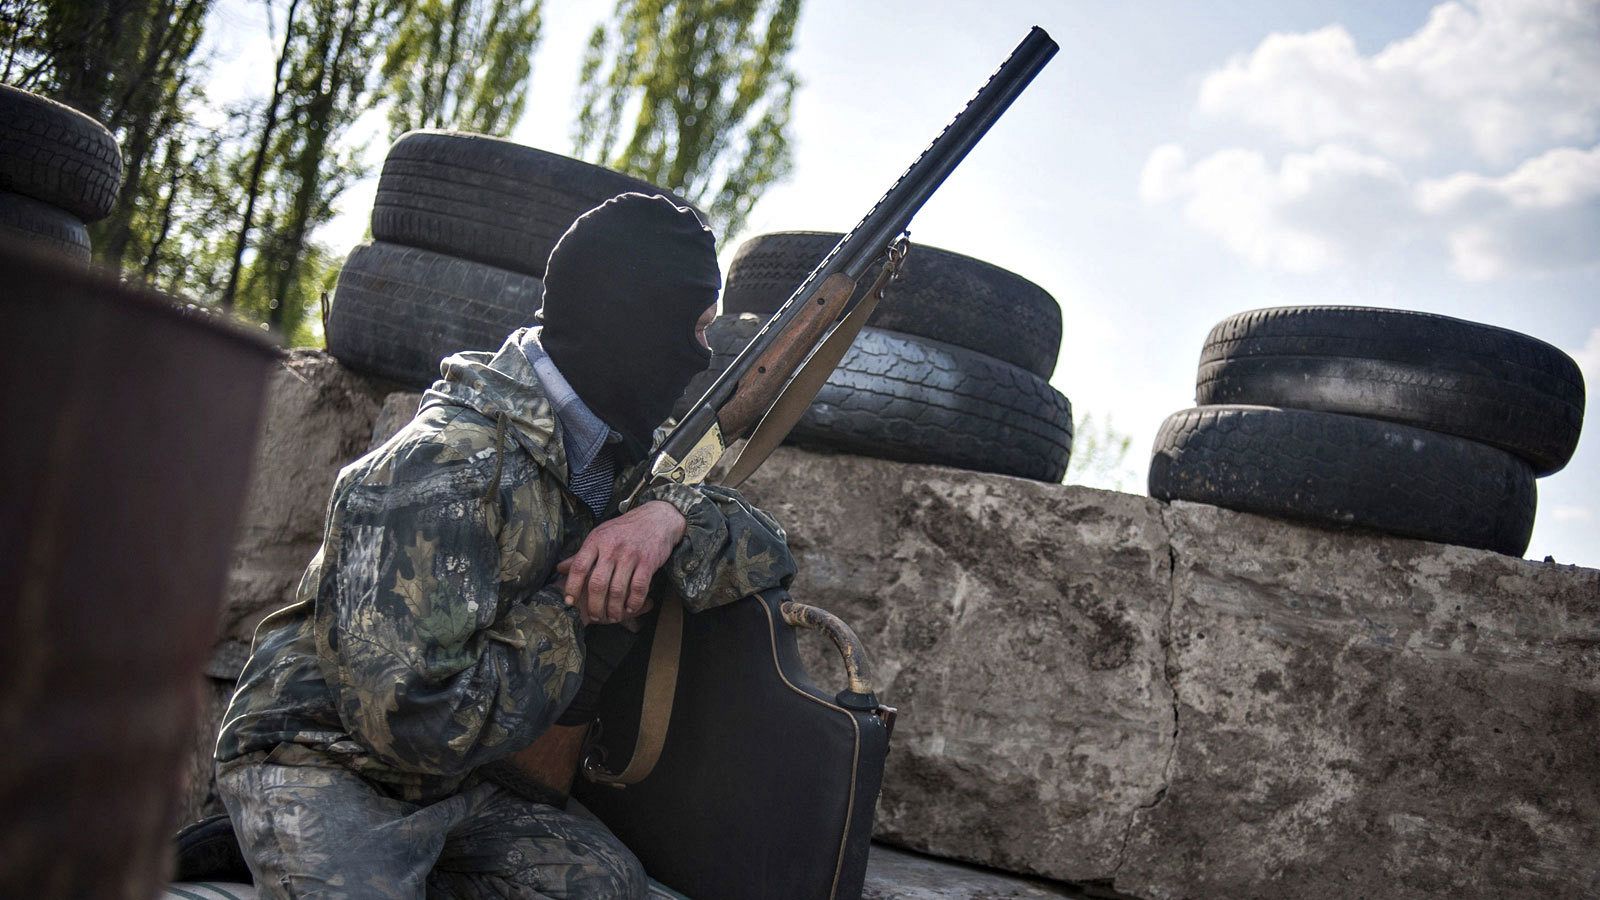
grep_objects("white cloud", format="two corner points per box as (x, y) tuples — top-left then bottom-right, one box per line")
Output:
(1198, 0), (1600, 164)
(1145, 1), (1600, 279)
(1140, 143), (1414, 272)
(1416, 145), (1600, 279)
(1549, 505), (1594, 523)
(1147, 142), (1599, 277)
(1573, 326), (1600, 384)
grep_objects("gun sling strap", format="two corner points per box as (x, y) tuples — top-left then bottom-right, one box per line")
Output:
(583, 592), (683, 786)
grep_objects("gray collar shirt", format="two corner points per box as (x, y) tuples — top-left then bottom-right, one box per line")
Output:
(519, 328), (618, 516)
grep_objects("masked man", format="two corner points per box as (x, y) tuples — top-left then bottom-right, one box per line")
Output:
(215, 193), (796, 898)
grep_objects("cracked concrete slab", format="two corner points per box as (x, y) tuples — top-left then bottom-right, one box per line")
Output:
(1117, 501), (1600, 899)
(742, 450), (1177, 884)
(220, 351), (387, 647)
(863, 843), (1097, 898)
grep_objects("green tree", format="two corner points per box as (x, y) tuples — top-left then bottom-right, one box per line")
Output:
(573, 0), (800, 240)
(381, 0), (543, 139)
(5, 0), (384, 344)
(126, 74), (214, 281)
(142, 106), (257, 303)
(1065, 412), (1137, 491)
(222, 0), (398, 342)
(0, 0), (47, 85)
(220, 0), (303, 313)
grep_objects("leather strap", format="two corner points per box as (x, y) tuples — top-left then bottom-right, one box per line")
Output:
(582, 592), (684, 786)
(722, 254), (900, 488)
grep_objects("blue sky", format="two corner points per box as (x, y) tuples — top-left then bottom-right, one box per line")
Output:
(212, 0), (1600, 566)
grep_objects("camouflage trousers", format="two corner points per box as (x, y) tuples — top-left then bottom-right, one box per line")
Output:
(216, 747), (646, 899)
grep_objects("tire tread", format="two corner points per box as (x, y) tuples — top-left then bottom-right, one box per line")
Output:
(0, 85), (122, 222)
(371, 131), (695, 277)
(722, 231), (1062, 378)
(687, 315), (1073, 482)
(0, 191), (90, 261)
(326, 241), (544, 388)
(1148, 405), (1536, 556)
(1196, 305), (1585, 474)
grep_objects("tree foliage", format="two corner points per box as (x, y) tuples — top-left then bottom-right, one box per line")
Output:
(573, 0), (800, 240)
(0, 0), (48, 86)
(220, 0), (398, 341)
(381, 0), (543, 139)
(3, 0), (806, 340)
(0, 0), (376, 343)
(1065, 412), (1136, 491)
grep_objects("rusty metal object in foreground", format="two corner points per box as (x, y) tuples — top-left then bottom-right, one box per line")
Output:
(0, 244), (278, 898)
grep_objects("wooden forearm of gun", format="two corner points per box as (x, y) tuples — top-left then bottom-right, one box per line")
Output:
(714, 273), (857, 439)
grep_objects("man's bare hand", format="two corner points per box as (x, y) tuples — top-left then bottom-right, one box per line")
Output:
(556, 500), (687, 626)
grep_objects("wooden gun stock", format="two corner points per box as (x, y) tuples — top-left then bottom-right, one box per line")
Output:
(715, 273), (857, 438)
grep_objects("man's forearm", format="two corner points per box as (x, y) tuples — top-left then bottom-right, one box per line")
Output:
(639, 482), (796, 612)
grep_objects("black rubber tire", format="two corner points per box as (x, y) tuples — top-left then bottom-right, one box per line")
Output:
(681, 314), (1073, 482)
(0, 84), (122, 222)
(1197, 306), (1586, 475)
(0, 191), (90, 262)
(326, 241), (543, 388)
(371, 130), (697, 278)
(172, 814), (250, 883)
(721, 231), (1063, 378)
(1148, 405), (1537, 557)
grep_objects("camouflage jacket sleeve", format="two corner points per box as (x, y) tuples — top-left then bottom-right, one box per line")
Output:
(635, 482), (796, 613)
(314, 428), (582, 778)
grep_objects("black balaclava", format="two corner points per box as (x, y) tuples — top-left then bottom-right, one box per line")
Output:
(539, 192), (719, 460)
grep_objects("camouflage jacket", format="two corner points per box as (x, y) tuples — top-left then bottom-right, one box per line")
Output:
(217, 330), (796, 803)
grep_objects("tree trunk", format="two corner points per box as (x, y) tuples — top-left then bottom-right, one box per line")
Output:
(96, 75), (182, 269)
(432, 0), (468, 129)
(43, 0), (129, 116)
(222, 0), (301, 311)
(141, 133), (185, 279)
(268, 0), (362, 329)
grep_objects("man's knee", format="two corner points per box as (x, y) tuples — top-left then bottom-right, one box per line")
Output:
(578, 836), (647, 900)
(432, 841), (644, 900)
(214, 749), (446, 899)
(442, 792), (648, 899)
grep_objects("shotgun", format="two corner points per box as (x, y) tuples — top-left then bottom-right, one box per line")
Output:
(499, 24), (1058, 801)
(634, 25), (1059, 497)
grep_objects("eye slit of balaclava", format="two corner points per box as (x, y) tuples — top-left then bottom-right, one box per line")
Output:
(537, 193), (720, 460)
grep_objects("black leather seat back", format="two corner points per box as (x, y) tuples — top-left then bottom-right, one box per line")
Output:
(575, 589), (890, 899)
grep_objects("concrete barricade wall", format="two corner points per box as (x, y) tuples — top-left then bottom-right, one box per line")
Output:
(740, 450), (1600, 899)
(186, 358), (1600, 898)
(741, 451), (1177, 884)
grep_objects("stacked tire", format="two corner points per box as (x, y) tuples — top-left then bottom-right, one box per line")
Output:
(1148, 307), (1587, 556)
(690, 231), (1073, 483)
(0, 84), (123, 264)
(326, 130), (696, 387)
